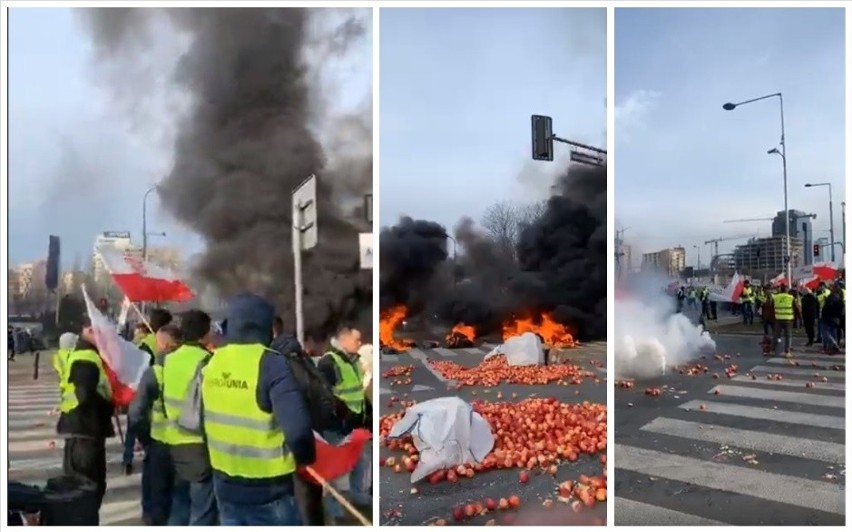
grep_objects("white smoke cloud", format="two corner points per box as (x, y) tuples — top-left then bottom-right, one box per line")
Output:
(615, 274), (716, 380)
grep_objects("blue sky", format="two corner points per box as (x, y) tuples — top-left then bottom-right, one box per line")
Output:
(380, 8), (606, 232)
(9, 8), (180, 268)
(8, 8), (370, 269)
(615, 8), (845, 267)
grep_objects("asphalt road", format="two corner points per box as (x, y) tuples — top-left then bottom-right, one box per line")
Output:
(378, 341), (608, 526)
(614, 334), (846, 526)
(7, 351), (144, 525)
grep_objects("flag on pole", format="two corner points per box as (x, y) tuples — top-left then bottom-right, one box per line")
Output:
(96, 244), (193, 303)
(116, 296), (132, 331)
(299, 428), (372, 484)
(82, 285), (150, 407)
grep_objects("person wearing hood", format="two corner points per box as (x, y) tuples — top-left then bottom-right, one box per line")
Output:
(200, 293), (315, 526)
(56, 318), (115, 524)
(317, 325), (370, 524)
(128, 324), (183, 525)
(53, 332), (79, 390)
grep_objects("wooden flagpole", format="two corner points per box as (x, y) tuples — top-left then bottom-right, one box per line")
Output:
(305, 466), (371, 526)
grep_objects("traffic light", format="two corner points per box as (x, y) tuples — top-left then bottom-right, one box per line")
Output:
(813, 244), (820, 257)
(531, 115), (554, 161)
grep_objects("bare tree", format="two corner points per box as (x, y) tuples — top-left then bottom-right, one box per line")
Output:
(480, 200), (547, 263)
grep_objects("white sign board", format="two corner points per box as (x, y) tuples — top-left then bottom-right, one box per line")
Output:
(359, 233), (373, 270)
(292, 175), (318, 251)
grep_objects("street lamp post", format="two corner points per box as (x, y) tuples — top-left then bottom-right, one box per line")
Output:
(805, 183), (835, 262)
(723, 92), (791, 283)
(142, 186), (159, 262)
(693, 244), (700, 272)
(842, 202), (846, 256)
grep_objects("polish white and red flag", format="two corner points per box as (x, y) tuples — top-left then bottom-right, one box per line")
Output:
(96, 245), (194, 303)
(771, 262), (840, 290)
(81, 285), (150, 408)
(300, 429), (372, 484)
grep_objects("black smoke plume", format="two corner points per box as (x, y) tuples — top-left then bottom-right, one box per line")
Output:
(79, 8), (372, 338)
(381, 164), (606, 341)
(379, 217), (449, 314)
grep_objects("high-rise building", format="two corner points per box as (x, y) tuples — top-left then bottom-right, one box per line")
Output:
(732, 235), (803, 277)
(641, 247), (686, 276)
(92, 231), (134, 286)
(772, 210), (814, 265)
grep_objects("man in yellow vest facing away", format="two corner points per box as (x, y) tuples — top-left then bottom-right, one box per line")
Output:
(128, 324), (182, 525)
(318, 325), (370, 524)
(56, 318), (115, 525)
(772, 284), (797, 357)
(201, 294), (316, 526)
(53, 332), (79, 393)
(164, 310), (219, 526)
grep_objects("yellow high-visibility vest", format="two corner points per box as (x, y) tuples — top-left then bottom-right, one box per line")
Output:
(59, 349), (112, 413)
(201, 344), (295, 479)
(324, 350), (365, 414)
(773, 293), (795, 321)
(153, 345), (210, 446)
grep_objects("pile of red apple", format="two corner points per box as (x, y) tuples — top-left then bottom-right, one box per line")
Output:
(429, 355), (597, 387)
(380, 397), (606, 479)
(382, 365), (414, 378)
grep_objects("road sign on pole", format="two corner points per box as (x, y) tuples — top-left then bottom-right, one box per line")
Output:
(359, 233), (373, 270)
(292, 174), (318, 346)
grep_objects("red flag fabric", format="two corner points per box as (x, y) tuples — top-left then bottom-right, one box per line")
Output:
(299, 429), (372, 484)
(96, 245), (194, 302)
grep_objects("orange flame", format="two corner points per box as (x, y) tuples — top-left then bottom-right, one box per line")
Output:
(380, 305), (411, 351)
(502, 313), (576, 348)
(446, 323), (476, 343)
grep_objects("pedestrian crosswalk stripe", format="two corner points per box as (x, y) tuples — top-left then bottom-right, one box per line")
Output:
(381, 354), (400, 363)
(764, 357), (844, 368)
(679, 400), (845, 430)
(431, 348), (458, 357)
(101, 499), (143, 526)
(8, 368), (143, 526)
(614, 497), (726, 526)
(464, 348), (486, 356)
(707, 384), (845, 409)
(380, 387), (393, 395)
(640, 417), (845, 463)
(730, 375), (845, 391)
(749, 365), (845, 378)
(768, 353), (843, 363)
(411, 384), (434, 392)
(615, 445), (845, 515)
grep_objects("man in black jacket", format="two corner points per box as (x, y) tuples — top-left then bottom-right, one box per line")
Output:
(800, 287), (819, 346)
(56, 319), (115, 522)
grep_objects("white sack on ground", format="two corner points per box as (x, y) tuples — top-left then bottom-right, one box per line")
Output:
(389, 397), (494, 483)
(484, 332), (544, 366)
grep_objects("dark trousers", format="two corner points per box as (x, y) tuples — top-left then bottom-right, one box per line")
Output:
(294, 473), (325, 525)
(169, 477), (218, 525)
(803, 315), (816, 344)
(62, 437), (107, 524)
(710, 302), (718, 319)
(144, 442), (175, 525)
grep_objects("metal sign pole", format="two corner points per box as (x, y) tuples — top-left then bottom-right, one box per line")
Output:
(292, 203), (305, 347)
(292, 175), (318, 348)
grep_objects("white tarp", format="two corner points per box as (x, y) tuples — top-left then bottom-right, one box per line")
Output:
(484, 332), (544, 366)
(388, 397), (494, 483)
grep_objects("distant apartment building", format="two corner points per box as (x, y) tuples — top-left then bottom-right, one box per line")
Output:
(91, 231), (134, 286)
(772, 209), (814, 265)
(732, 235), (803, 277)
(641, 247), (686, 276)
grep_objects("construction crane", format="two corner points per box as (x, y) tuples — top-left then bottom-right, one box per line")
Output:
(723, 217), (773, 223)
(704, 235), (756, 258)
